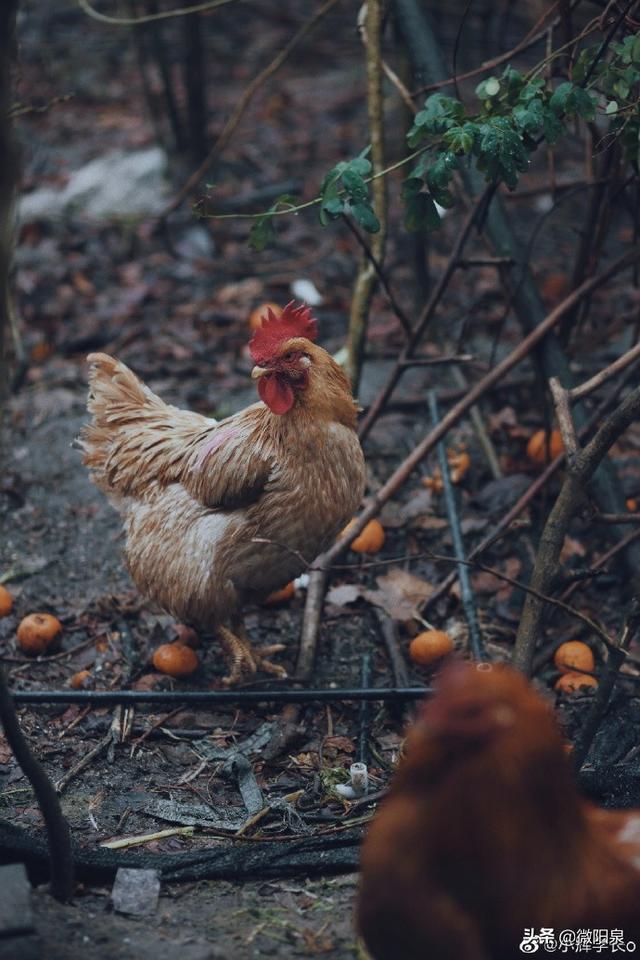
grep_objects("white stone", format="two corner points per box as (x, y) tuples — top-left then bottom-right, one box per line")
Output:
(19, 147), (168, 222)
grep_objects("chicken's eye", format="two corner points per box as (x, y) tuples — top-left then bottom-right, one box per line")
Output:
(282, 351), (295, 362)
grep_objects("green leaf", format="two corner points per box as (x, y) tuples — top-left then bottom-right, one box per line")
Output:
(518, 77), (545, 102)
(404, 192), (441, 232)
(614, 78), (630, 99)
(571, 46), (598, 84)
(550, 82), (596, 120)
(401, 176), (425, 200)
(512, 98), (546, 134)
(407, 93), (465, 146)
(350, 201), (380, 233)
(549, 81), (573, 114)
(542, 110), (564, 144)
(248, 215), (276, 251)
(442, 122), (478, 155)
(342, 168), (369, 203)
(426, 151), (457, 207)
(476, 117), (529, 190)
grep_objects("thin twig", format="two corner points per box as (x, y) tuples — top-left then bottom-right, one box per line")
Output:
(591, 512), (640, 524)
(373, 609), (410, 688)
(77, 0), (237, 26)
(55, 730), (112, 795)
(559, 527), (640, 605)
(422, 552), (615, 649)
(568, 340), (640, 400)
(358, 186), (495, 440)
(341, 214), (412, 338)
(130, 706), (184, 756)
(159, 0), (341, 222)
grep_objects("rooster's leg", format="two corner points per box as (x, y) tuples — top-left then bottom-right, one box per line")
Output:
(218, 626), (256, 685)
(218, 625), (287, 685)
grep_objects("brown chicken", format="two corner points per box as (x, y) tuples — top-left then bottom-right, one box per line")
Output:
(358, 661), (640, 960)
(81, 302), (365, 683)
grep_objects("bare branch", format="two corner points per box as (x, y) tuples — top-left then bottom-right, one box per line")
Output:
(569, 341), (640, 400)
(549, 376), (579, 459)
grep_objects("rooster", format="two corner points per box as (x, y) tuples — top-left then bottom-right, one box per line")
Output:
(81, 302), (365, 683)
(358, 661), (640, 960)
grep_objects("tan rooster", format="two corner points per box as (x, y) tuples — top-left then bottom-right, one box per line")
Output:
(81, 303), (366, 683)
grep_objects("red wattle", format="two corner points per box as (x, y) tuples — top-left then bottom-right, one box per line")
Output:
(259, 375), (294, 415)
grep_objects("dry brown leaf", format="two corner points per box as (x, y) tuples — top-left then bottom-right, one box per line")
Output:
(327, 569), (433, 622)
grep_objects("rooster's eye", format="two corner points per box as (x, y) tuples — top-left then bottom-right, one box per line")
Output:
(282, 352), (294, 361)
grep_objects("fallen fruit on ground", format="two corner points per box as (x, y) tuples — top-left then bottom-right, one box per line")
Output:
(341, 518), (385, 553)
(264, 581), (295, 604)
(0, 585), (13, 617)
(69, 670), (93, 689)
(555, 671), (598, 694)
(17, 612), (63, 656)
(554, 640), (595, 675)
(173, 623), (200, 648)
(527, 428), (564, 465)
(152, 642), (199, 677)
(409, 630), (454, 667)
(423, 448), (471, 492)
(249, 302), (282, 331)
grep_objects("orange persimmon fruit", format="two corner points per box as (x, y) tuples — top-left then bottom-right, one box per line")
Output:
(341, 518), (385, 553)
(555, 671), (598, 694)
(69, 670), (93, 690)
(17, 613), (63, 656)
(0, 585), (13, 617)
(152, 642), (199, 677)
(249, 302), (282, 331)
(554, 640), (595, 675)
(526, 429), (564, 465)
(409, 630), (454, 667)
(173, 623), (200, 648)
(627, 498), (638, 512)
(264, 581), (295, 605)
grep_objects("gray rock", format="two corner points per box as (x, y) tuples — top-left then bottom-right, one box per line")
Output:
(111, 867), (160, 916)
(19, 147), (168, 222)
(0, 863), (34, 937)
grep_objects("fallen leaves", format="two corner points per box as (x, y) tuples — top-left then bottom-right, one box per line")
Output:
(327, 567), (433, 624)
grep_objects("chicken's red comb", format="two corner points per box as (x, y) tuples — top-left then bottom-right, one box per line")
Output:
(249, 301), (318, 365)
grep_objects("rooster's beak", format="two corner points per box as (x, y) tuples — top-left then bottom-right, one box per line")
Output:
(251, 366), (271, 379)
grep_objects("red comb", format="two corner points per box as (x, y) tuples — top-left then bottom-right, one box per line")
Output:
(249, 301), (318, 365)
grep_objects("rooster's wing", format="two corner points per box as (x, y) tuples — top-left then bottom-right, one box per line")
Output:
(82, 352), (271, 509)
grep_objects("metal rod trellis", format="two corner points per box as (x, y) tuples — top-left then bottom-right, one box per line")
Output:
(10, 686), (430, 706)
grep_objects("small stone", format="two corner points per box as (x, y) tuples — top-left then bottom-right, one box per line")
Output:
(111, 867), (160, 916)
(0, 863), (34, 936)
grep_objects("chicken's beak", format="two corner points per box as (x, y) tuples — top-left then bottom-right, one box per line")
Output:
(251, 365), (271, 379)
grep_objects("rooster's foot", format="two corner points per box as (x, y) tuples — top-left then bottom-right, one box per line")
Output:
(218, 628), (286, 685)
(253, 654), (288, 679)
